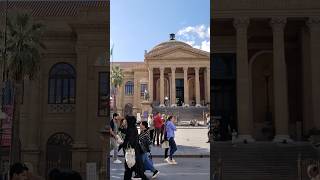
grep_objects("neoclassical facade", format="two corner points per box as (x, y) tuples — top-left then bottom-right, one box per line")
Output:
(212, 0), (320, 142)
(0, 1), (109, 178)
(114, 35), (210, 116)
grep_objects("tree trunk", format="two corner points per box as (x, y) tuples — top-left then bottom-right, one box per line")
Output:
(113, 88), (117, 114)
(10, 82), (22, 164)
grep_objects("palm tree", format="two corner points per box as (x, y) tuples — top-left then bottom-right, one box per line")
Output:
(110, 66), (124, 113)
(0, 13), (45, 163)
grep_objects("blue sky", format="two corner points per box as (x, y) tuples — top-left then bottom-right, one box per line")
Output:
(111, 0), (210, 62)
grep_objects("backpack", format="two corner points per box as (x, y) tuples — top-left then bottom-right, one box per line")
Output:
(125, 145), (136, 168)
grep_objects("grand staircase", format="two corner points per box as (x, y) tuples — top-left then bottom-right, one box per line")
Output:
(152, 106), (209, 122)
(211, 142), (319, 180)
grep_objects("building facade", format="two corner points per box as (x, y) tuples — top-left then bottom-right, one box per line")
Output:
(0, 1), (109, 178)
(212, 0), (320, 142)
(113, 35), (210, 117)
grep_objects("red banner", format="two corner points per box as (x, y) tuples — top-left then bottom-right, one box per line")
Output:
(1, 105), (13, 146)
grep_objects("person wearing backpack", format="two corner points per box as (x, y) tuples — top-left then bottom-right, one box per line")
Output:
(139, 121), (160, 179)
(121, 116), (148, 180)
(165, 116), (178, 165)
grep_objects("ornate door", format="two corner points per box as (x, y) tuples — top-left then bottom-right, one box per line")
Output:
(46, 133), (73, 174)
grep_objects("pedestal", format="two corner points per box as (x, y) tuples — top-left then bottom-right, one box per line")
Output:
(141, 101), (152, 115)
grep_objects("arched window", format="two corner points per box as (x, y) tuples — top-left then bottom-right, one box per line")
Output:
(48, 63), (76, 104)
(125, 81), (134, 95)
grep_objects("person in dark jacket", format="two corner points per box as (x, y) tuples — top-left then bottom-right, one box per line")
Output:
(139, 121), (160, 179)
(120, 116), (148, 180)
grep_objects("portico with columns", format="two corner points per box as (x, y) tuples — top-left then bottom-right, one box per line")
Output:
(114, 34), (209, 118)
(145, 34), (210, 108)
(212, 0), (320, 142)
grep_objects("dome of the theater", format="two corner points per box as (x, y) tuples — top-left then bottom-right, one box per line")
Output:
(150, 33), (192, 52)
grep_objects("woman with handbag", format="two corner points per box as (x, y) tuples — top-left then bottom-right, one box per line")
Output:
(120, 116), (148, 180)
(139, 121), (160, 179)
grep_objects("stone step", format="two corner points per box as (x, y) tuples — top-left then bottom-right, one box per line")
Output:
(211, 142), (318, 179)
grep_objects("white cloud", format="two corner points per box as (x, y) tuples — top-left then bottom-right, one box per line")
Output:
(201, 40), (210, 52)
(176, 24), (210, 52)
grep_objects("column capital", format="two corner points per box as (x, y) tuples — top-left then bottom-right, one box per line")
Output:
(183, 66), (189, 71)
(233, 17), (250, 30)
(171, 66), (176, 72)
(307, 17), (320, 30)
(159, 66), (165, 72)
(270, 17), (287, 30)
(148, 66), (154, 71)
(194, 67), (200, 72)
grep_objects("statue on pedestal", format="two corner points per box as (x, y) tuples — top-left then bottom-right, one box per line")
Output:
(143, 89), (149, 101)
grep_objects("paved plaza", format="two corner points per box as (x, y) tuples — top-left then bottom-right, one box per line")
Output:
(110, 157), (210, 180)
(110, 127), (210, 179)
(110, 127), (210, 157)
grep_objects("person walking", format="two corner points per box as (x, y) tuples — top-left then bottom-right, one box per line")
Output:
(165, 116), (178, 165)
(139, 121), (160, 179)
(153, 112), (163, 146)
(110, 113), (122, 164)
(162, 118), (169, 162)
(147, 114), (155, 145)
(121, 116), (148, 180)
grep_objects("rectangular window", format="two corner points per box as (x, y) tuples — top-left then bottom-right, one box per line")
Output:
(98, 72), (109, 117)
(140, 83), (148, 97)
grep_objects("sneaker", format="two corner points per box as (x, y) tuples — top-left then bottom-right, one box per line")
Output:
(152, 170), (160, 178)
(164, 157), (170, 162)
(171, 159), (178, 164)
(113, 159), (122, 164)
(167, 159), (177, 165)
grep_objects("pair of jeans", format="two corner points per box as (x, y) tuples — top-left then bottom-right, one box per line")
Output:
(164, 148), (169, 159)
(168, 137), (177, 160)
(142, 153), (156, 172)
(150, 129), (155, 144)
(155, 128), (162, 145)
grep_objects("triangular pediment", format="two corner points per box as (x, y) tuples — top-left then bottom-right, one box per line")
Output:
(146, 46), (209, 59)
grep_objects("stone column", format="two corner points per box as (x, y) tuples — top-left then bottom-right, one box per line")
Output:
(233, 17), (254, 142)
(159, 67), (165, 107)
(307, 17), (320, 129)
(195, 67), (201, 107)
(73, 45), (88, 173)
(206, 67), (210, 105)
(148, 67), (154, 102)
(270, 17), (292, 142)
(183, 67), (189, 107)
(171, 67), (177, 107)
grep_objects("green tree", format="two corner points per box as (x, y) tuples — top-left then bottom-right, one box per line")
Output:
(110, 66), (124, 113)
(0, 13), (45, 163)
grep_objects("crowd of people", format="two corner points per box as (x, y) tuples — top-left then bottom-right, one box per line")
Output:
(6, 162), (82, 180)
(110, 112), (178, 180)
